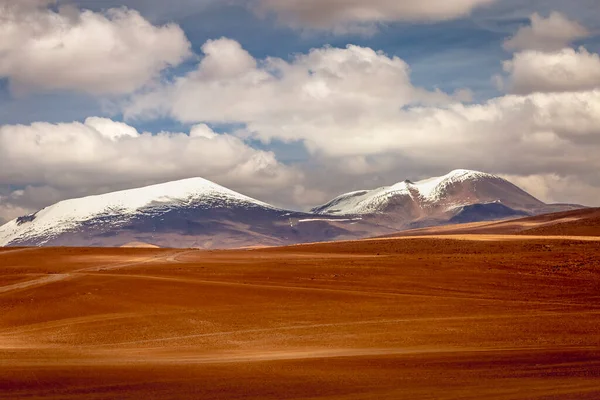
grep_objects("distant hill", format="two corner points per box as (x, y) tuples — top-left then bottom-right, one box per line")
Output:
(386, 208), (600, 238)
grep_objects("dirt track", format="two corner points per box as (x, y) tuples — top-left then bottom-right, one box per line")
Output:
(1, 236), (600, 399)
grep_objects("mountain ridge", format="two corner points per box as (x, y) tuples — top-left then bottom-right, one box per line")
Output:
(0, 177), (282, 247)
(312, 169), (544, 215)
(0, 169), (586, 248)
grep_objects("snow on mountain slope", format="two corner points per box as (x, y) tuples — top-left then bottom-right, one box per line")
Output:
(312, 169), (543, 216)
(0, 169), (585, 248)
(0, 178), (280, 246)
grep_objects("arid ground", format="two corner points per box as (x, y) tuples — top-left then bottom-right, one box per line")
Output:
(2, 219), (600, 398)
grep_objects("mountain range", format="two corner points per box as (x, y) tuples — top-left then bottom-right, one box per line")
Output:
(0, 170), (584, 248)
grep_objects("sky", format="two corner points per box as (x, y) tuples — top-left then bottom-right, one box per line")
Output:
(1, 0), (600, 223)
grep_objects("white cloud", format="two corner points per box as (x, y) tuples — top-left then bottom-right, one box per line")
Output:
(0, 118), (302, 220)
(126, 39), (600, 158)
(256, 0), (495, 33)
(502, 47), (600, 94)
(0, 1), (191, 95)
(123, 39), (600, 207)
(503, 12), (591, 52)
(197, 38), (258, 79)
(126, 38), (467, 131)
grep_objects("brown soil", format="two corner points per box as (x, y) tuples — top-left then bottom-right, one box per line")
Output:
(1, 236), (600, 399)
(389, 207), (600, 238)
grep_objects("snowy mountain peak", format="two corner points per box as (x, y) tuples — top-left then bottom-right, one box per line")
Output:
(0, 177), (278, 246)
(312, 169), (528, 216)
(446, 169), (498, 180)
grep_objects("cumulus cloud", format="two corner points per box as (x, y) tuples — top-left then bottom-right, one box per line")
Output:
(126, 39), (599, 158)
(270, 89), (600, 169)
(256, 0), (495, 33)
(126, 38), (468, 130)
(0, 1), (191, 95)
(123, 38), (600, 207)
(0, 118), (301, 220)
(503, 12), (591, 52)
(501, 47), (600, 94)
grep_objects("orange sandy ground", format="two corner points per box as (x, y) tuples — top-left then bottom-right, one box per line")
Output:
(1, 237), (600, 399)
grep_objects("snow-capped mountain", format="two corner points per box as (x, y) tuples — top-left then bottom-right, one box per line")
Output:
(0, 177), (388, 248)
(0, 178), (274, 246)
(312, 169), (583, 229)
(312, 170), (540, 214)
(0, 170), (585, 248)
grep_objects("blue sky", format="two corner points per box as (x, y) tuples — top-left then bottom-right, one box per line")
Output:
(1, 0), (600, 221)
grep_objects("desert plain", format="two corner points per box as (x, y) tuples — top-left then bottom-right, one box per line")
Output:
(1, 211), (600, 399)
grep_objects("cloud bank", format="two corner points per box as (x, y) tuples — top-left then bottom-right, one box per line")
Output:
(125, 37), (470, 155)
(123, 38), (600, 209)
